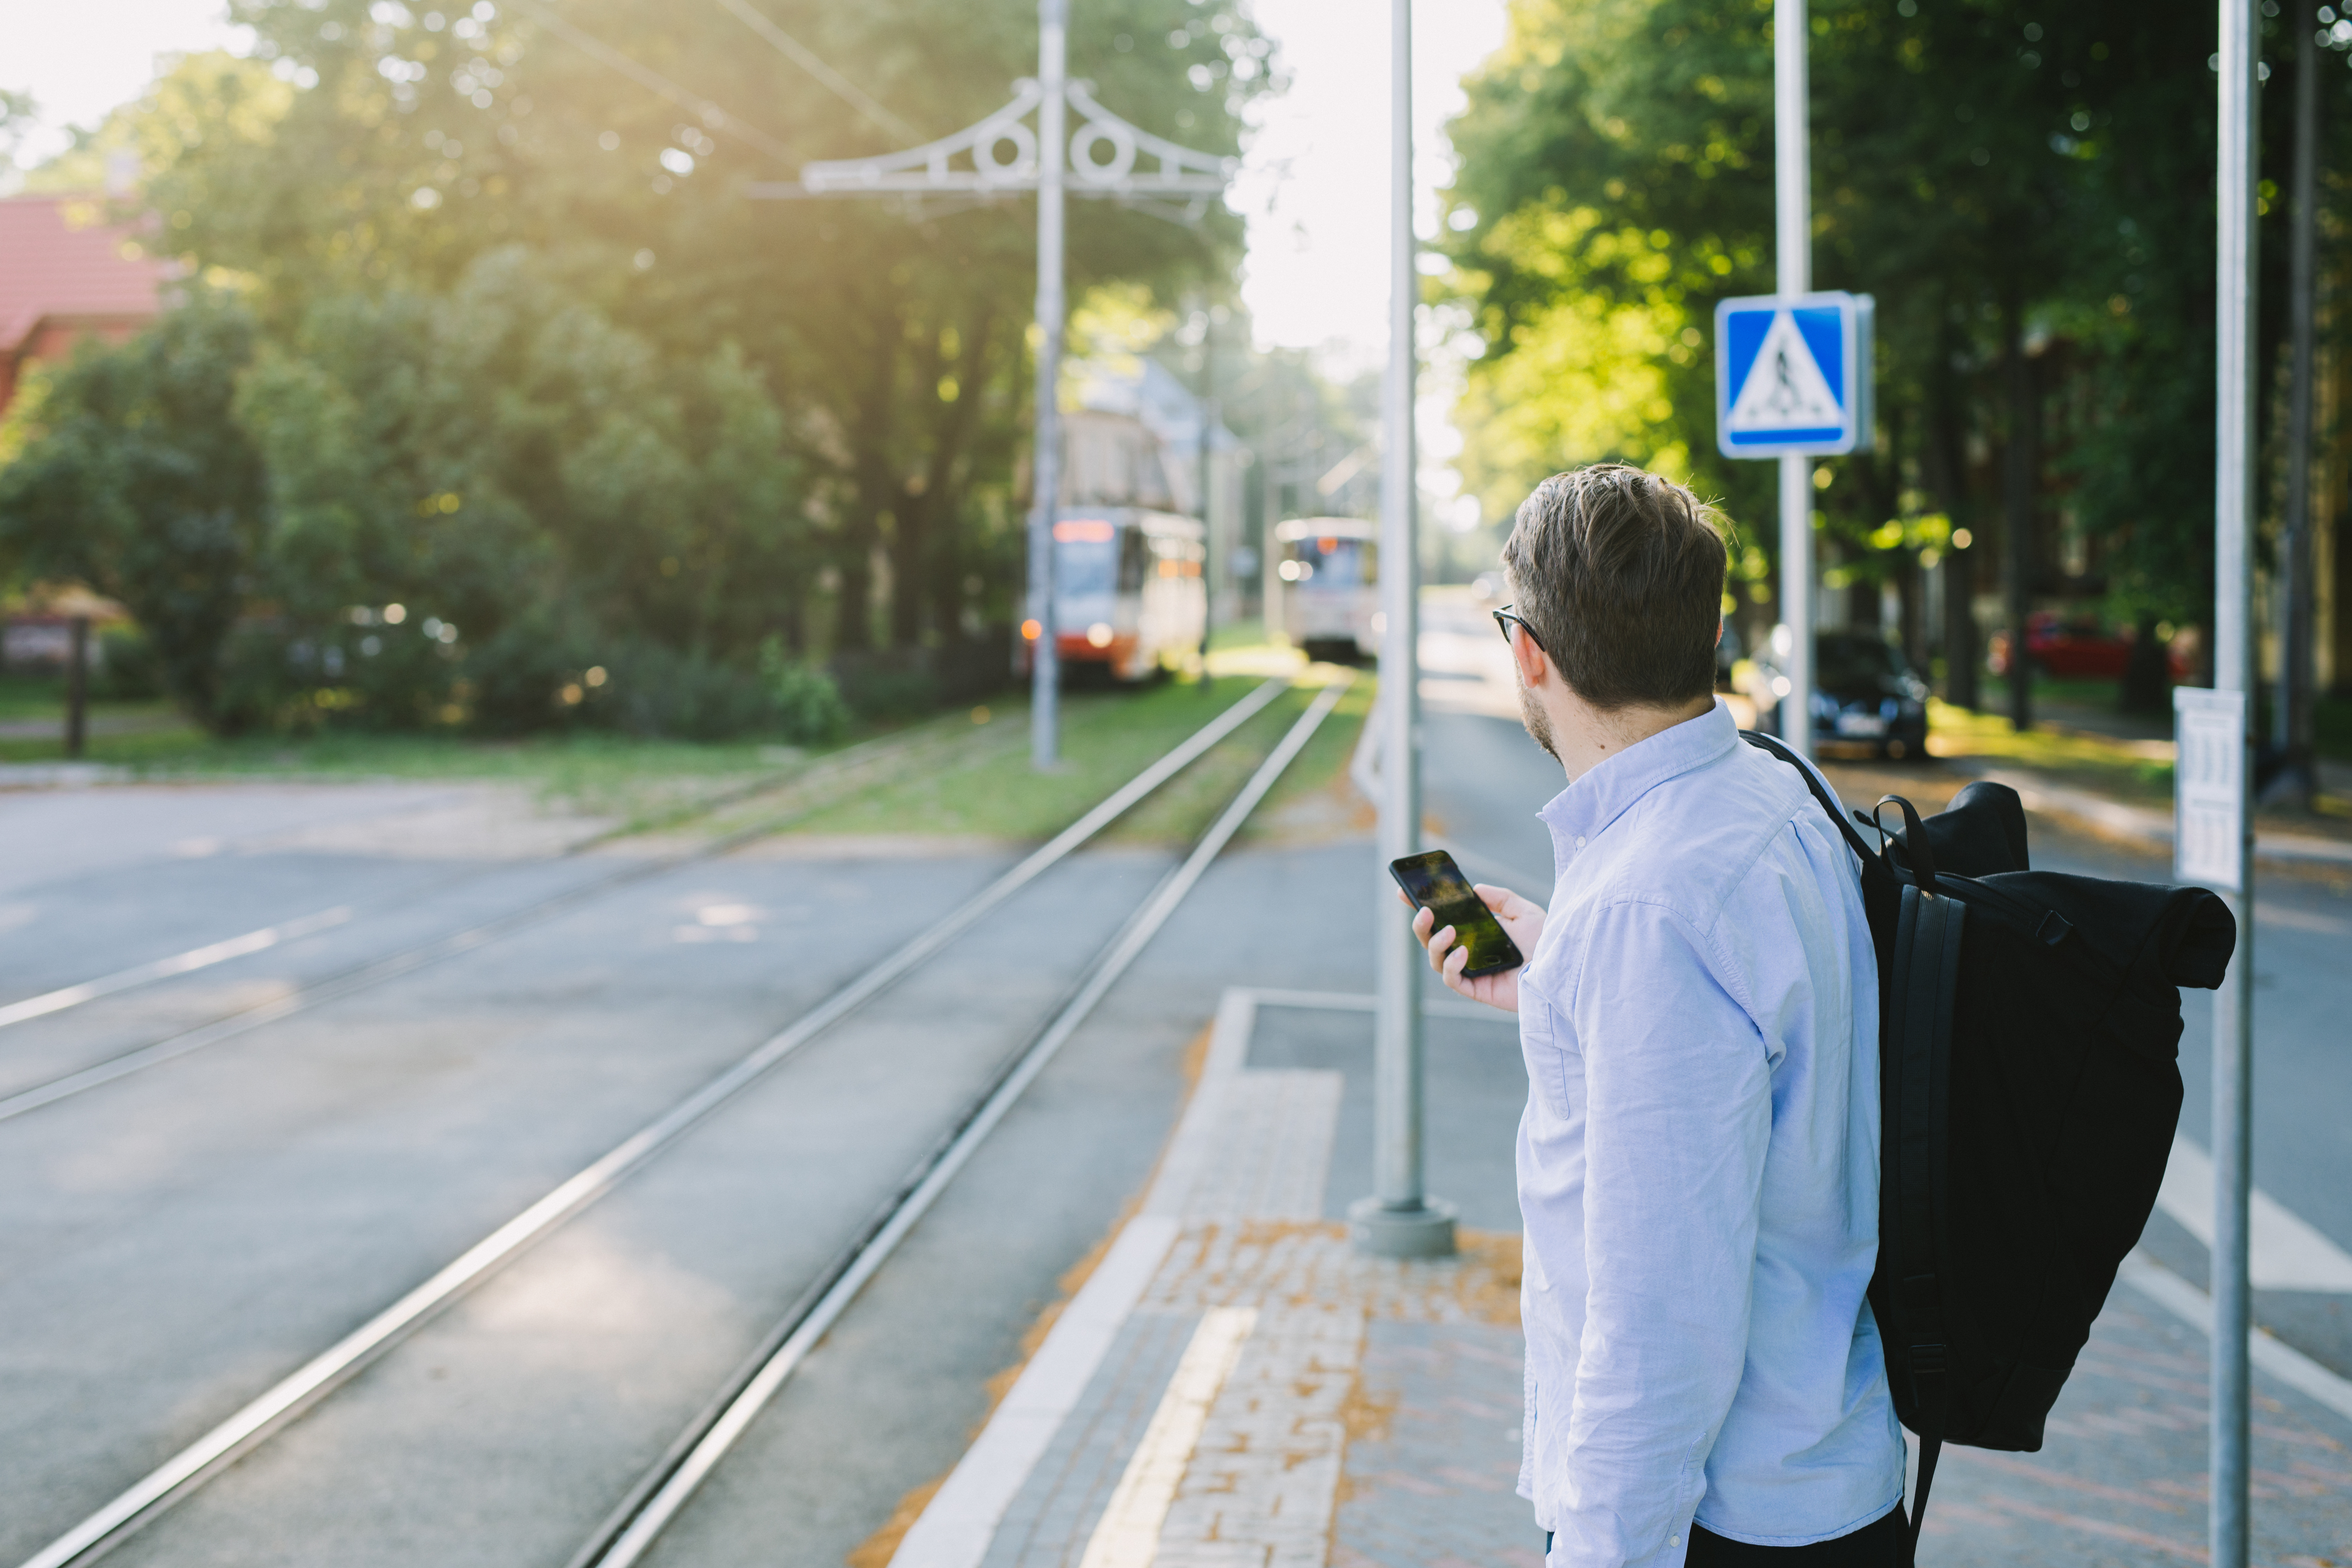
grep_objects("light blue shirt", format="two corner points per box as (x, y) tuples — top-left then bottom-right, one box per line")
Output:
(1515, 700), (1904, 1565)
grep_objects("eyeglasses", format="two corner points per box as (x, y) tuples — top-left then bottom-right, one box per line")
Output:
(1492, 604), (1546, 655)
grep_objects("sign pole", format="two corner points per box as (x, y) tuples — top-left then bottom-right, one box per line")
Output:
(1773, 0), (1812, 760)
(2206, 0), (2258, 1561)
(1026, 0), (1069, 771)
(1353, 0), (1453, 1262)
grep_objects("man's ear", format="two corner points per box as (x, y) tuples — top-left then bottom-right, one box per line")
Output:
(1512, 625), (1551, 690)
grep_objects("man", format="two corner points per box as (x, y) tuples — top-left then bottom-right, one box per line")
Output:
(1413, 465), (1905, 1565)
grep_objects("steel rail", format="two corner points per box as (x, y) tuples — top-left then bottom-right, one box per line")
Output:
(0, 906), (356, 1034)
(16, 675), (1292, 1568)
(0, 714), (1017, 1125)
(577, 674), (1352, 1568)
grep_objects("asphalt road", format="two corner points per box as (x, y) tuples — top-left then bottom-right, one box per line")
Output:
(0, 701), (1393, 1568)
(0, 629), (2343, 1568)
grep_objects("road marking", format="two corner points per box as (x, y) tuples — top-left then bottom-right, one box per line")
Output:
(0, 906), (354, 1033)
(2118, 1251), (2352, 1424)
(2155, 1134), (2352, 1293)
(1077, 1307), (1258, 1568)
(890, 1219), (1184, 1568)
(16, 679), (1299, 1568)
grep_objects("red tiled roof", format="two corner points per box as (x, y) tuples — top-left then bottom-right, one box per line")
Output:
(0, 195), (173, 356)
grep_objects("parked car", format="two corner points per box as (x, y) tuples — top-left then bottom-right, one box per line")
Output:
(1989, 612), (2189, 681)
(1749, 630), (1931, 760)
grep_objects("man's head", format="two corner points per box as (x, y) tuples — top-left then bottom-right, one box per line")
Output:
(1500, 464), (1728, 761)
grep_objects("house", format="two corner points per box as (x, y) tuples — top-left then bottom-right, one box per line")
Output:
(0, 194), (173, 419)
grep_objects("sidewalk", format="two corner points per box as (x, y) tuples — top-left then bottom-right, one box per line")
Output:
(884, 988), (2352, 1568)
(1942, 759), (2352, 873)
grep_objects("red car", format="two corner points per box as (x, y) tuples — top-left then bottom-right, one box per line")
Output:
(1990, 613), (2188, 680)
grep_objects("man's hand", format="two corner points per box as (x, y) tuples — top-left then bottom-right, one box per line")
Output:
(1405, 884), (1546, 1013)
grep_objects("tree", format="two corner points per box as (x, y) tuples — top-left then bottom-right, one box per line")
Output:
(1439, 0), (2332, 710)
(184, 0), (1278, 667)
(0, 296), (269, 729)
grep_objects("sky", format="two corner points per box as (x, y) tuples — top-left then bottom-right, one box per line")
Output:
(1232, 0), (1509, 367)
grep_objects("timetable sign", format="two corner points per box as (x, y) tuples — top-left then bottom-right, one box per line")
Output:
(1715, 291), (1875, 458)
(2175, 686), (2248, 894)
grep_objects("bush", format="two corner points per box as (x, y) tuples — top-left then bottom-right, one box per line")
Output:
(206, 616), (465, 734)
(463, 618), (591, 736)
(91, 626), (165, 700)
(595, 641), (777, 742)
(762, 637), (849, 744)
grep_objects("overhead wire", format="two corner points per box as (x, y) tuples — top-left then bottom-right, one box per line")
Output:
(710, 0), (920, 146)
(504, 0), (796, 163)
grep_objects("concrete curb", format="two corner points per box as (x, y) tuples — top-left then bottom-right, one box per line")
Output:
(0, 762), (132, 788)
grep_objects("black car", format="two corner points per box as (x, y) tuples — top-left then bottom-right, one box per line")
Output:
(1756, 631), (1931, 759)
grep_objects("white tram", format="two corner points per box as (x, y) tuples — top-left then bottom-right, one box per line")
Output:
(1272, 517), (1379, 663)
(1022, 508), (1207, 682)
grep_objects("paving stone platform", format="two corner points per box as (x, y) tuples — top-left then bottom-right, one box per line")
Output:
(884, 987), (2352, 1568)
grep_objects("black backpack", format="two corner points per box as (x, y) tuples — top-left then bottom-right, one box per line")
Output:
(1742, 732), (2237, 1560)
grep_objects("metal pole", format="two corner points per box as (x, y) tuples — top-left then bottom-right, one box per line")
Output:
(2211, 0), (2258, 1562)
(2278, 1), (2322, 806)
(2003, 290), (2037, 734)
(1026, 0), (1068, 771)
(1352, 0), (1452, 1261)
(1774, 0), (1812, 761)
(64, 616), (88, 761)
(1197, 310), (1216, 688)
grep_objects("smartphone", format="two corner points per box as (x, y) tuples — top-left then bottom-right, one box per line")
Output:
(1388, 850), (1524, 978)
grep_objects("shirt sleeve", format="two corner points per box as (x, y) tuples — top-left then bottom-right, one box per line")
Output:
(1549, 899), (1774, 1567)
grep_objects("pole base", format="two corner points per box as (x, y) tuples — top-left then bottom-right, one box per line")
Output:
(1348, 1195), (1458, 1259)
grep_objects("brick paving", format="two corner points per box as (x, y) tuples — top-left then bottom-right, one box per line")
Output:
(890, 987), (2352, 1568)
(1927, 1289), (2352, 1568)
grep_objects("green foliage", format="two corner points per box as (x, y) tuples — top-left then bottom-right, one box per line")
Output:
(761, 637), (850, 745)
(1442, 0), (2313, 645)
(234, 246), (804, 729)
(93, 626), (167, 700)
(0, 294), (270, 728)
(0, 0), (1284, 742)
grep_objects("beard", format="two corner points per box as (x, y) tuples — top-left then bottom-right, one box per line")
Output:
(1516, 663), (1559, 761)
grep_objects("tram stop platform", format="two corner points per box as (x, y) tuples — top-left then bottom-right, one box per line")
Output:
(877, 987), (2352, 1568)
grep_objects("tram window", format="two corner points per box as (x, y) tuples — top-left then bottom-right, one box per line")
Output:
(1056, 538), (1116, 597)
(1307, 539), (1364, 587)
(1118, 527), (1150, 593)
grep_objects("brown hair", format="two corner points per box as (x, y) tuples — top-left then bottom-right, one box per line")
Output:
(1500, 464), (1729, 711)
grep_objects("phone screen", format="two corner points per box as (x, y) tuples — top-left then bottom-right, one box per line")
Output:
(1388, 850), (1524, 978)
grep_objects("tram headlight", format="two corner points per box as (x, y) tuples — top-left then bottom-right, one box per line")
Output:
(1277, 559), (1303, 582)
(1086, 623), (1114, 648)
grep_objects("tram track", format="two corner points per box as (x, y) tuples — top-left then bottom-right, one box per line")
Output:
(576, 677), (1350, 1568)
(17, 673), (1320, 1568)
(0, 708), (1028, 1125)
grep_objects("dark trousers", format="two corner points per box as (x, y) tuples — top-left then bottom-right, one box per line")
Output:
(1547, 1507), (1905, 1564)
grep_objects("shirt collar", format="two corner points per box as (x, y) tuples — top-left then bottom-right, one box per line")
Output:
(1536, 698), (1741, 860)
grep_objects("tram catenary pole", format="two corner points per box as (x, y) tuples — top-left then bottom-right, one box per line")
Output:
(1774, 0), (1813, 761)
(769, 3), (1230, 773)
(2209, 0), (2259, 1561)
(1027, 0), (1069, 771)
(1351, 0), (1454, 1261)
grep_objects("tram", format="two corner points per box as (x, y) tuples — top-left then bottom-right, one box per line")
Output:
(1022, 507), (1207, 682)
(1272, 517), (1380, 663)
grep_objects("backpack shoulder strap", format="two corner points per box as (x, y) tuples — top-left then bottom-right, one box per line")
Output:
(1739, 730), (1882, 866)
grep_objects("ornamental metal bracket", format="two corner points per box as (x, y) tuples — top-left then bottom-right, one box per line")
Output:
(742, 77), (1235, 219)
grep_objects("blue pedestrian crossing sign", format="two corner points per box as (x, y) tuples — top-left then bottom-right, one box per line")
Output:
(1714, 291), (1875, 458)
